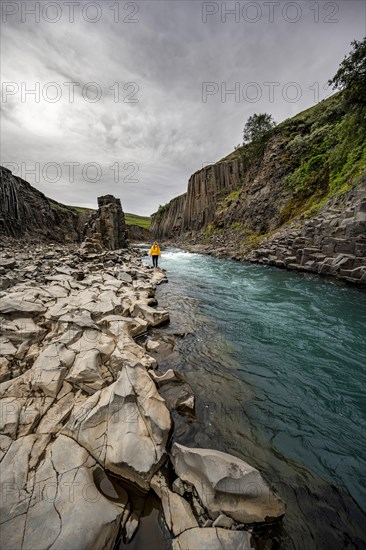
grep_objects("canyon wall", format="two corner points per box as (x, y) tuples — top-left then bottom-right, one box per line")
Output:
(150, 136), (303, 241)
(182, 158), (245, 231)
(150, 92), (366, 285)
(151, 192), (187, 240)
(151, 159), (247, 239)
(127, 224), (150, 241)
(0, 167), (129, 250)
(0, 166), (81, 242)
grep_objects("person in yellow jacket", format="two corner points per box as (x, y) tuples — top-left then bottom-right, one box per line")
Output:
(149, 241), (161, 267)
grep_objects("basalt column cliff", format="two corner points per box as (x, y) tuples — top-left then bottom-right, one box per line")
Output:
(151, 93), (366, 285)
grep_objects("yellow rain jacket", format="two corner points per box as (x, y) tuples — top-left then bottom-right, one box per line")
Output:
(149, 244), (161, 256)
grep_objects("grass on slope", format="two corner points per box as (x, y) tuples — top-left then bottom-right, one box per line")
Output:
(51, 201), (151, 229)
(220, 91), (366, 217)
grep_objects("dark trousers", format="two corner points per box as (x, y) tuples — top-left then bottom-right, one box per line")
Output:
(152, 255), (159, 267)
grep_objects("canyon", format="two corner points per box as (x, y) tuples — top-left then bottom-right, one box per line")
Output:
(0, 170), (285, 549)
(151, 93), (366, 286)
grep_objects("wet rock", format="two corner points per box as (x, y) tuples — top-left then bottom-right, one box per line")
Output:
(171, 443), (285, 523)
(151, 472), (198, 536)
(132, 303), (170, 327)
(146, 339), (161, 351)
(149, 369), (181, 386)
(158, 380), (195, 418)
(172, 527), (255, 550)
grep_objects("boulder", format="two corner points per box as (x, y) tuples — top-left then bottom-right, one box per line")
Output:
(171, 443), (285, 523)
(62, 365), (171, 489)
(213, 514), (235, 529)
(132, 303), (169, 327)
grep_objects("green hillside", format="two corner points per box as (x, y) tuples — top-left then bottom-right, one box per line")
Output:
(223, 90), (366, 216)
(67, 205), (150, 230)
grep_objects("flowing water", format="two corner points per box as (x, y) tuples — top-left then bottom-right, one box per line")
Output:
(141, 246), (366, 550)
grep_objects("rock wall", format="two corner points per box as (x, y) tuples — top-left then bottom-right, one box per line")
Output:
(127, 224), (150, 242)
(84, 195), (128, 250)
(151, 137), (299, 241)
(244, 179), (366, 284)
(151, 140), (295, 240)
(150, 115), (366, 285)
(183, 159), (245, 231)
(151, 193), (186, 240)
(151, 159), (246, 239)
(0, 166), (81, 242)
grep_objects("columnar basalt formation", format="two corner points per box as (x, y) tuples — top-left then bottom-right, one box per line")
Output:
(182, 159), (245, 232)
(152, 193), (187, 240)
(243, 181), (366, 284)
(84, 195), (128, 250)
(0, 166), (81, 241)
(151, 159), (246, 239)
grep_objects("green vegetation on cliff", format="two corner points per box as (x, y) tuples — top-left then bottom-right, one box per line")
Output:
(152, 40), (366, 247)
(225, 89), (365, 213)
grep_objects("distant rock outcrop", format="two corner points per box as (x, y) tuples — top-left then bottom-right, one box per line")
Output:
(127, 224), (149, 242)
(152, 193), (186, 240)
(83, 195), (128, 250)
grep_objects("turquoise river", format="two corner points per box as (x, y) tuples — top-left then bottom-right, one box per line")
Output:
(135, 246), (366, 550)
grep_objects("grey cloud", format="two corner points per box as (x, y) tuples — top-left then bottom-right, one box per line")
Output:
(1, 0), (365, 216)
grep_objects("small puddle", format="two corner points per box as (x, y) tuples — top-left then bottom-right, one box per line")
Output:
(118, 491), (171, 550)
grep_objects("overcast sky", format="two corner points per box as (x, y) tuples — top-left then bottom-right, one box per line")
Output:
(1, 0), (365, 215)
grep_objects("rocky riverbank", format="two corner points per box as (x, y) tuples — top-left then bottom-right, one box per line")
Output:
(0, 240), (285, 549)
(161, 180), (366, 287)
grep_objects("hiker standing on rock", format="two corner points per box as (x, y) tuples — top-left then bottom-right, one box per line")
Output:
(149, 241), (161, 267)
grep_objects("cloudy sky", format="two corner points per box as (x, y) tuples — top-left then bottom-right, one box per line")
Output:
(1, 0), (365, 215)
